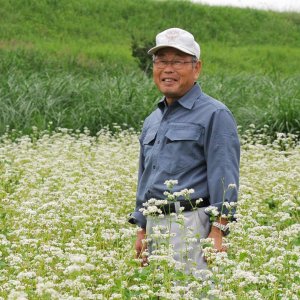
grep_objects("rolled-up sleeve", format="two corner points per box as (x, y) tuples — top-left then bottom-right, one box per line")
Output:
(205, 109), (240, 216)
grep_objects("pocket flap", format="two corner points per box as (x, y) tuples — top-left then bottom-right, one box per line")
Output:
(143, 130), (157, 145)
(165, 128), (200, 141)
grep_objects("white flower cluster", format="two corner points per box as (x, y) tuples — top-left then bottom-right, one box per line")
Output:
(173, 188), (195, 199)
(204, 205), (220, 217)
(140, 198), (168, 216)
(164, 179), (178, 190)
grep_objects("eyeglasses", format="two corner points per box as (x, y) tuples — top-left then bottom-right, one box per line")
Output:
(153, 59), (196, 70)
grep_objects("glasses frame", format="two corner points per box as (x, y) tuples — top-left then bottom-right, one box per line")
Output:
(152, 57), (198, 70)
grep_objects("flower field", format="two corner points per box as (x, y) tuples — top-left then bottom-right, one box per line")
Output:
(0, 128), (299, 299)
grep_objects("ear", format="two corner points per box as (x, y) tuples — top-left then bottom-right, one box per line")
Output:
(194, 60), (202, 80)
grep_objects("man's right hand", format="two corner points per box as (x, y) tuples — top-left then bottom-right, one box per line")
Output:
(135, 228), (148, 266)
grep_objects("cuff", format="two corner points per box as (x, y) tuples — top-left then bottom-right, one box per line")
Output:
(128, 211), (147, 229)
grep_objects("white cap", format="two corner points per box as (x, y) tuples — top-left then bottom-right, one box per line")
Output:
(148, 28), (200, 59)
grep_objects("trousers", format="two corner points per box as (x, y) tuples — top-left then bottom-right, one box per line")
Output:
(146, 206), (211, 277)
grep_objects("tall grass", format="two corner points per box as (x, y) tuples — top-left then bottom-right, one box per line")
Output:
(1, 54), (299, 136)
(0, 62), (160, 135)
(201, 74), (300, 135)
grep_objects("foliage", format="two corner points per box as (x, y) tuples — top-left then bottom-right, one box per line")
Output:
(131, 37), (153, 76)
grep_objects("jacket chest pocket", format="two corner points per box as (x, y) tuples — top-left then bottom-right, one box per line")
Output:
(160, 126), (203, 174)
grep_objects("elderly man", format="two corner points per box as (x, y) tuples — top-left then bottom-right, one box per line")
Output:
(129, 28), (240, 274)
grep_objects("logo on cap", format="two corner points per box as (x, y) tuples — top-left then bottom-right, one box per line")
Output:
(165, 29), (180, 42)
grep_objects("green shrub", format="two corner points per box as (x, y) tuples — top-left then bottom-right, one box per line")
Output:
(131, 37), (153, 76)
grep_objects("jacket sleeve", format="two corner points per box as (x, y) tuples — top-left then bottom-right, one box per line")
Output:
(205, 109), (240, 218)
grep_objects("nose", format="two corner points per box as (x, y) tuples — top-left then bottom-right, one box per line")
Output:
(163, 63), (175, 72)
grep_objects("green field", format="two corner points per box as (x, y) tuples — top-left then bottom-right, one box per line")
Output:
(0, 0), (300, 135)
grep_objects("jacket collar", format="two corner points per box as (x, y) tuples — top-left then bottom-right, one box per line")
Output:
(157, 83), (202, 110)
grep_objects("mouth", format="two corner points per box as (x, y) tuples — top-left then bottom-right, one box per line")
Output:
(162, 78), (177, 83)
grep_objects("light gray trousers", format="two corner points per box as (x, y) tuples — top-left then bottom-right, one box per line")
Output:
(146, 207), (211, 276)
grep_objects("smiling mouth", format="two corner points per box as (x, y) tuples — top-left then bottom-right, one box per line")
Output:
(162, 78), (177, 82)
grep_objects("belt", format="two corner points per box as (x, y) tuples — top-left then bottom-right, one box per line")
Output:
(157, 197), (210, 215)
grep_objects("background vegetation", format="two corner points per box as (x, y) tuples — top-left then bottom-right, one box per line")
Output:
(0, 0), (300, 135)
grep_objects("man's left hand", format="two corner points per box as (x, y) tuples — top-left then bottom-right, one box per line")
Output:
(207, 227), (227, 252)
(207, 218), (228, 252)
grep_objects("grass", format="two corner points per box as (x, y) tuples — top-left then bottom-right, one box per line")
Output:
(200, 74), (300, 135)
(1, 52), (299, 136)
(1, 0), (300, 72)
(0, 0), (299, 135)
(1, 1), (300, 46)
(0, 128), (299, 299)
(0, 57), (159, 135)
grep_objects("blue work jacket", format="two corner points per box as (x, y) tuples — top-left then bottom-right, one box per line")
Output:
(130, 83), (240, 228)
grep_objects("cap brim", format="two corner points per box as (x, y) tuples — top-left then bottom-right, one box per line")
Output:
(147, 45), (196, 57)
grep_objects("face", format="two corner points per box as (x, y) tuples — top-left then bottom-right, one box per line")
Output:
(153, 47), (202, 105)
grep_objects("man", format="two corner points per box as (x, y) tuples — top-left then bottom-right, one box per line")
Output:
(129, 28), (240, 273)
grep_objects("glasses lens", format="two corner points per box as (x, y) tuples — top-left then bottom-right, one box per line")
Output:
(153, 60), (194, 70)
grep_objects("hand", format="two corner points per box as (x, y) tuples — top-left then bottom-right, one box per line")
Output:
(207, 227), (227, 252)
(208, 217), (228, 252)
(135, 228), (148, 267)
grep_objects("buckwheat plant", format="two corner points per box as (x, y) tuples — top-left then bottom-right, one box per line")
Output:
(139, 182), (213, 298)
(0, 126), (299, 299)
